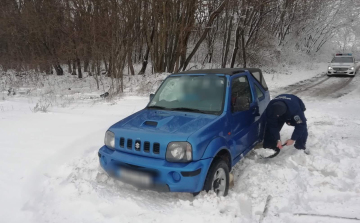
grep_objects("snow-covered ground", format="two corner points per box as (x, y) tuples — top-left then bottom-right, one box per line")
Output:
(1, 63), (360, 223)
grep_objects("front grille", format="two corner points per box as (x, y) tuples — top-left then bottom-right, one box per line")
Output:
(119, 137), (160, 155)
(120, 137), (125, 148)
(153, 143), (160, 154)
(127, 139), (133, 149)
(333, 68), (348, 71)
(144, 141), (150, 152)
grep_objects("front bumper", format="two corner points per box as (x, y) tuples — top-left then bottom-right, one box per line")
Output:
(98, 145), (212, 193)
(328, 69), (355, 76)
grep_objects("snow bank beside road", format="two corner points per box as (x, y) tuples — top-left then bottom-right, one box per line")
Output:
(1, 62), (327, 102)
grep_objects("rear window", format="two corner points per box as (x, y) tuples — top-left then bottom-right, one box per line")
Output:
(251, 71), (268, 90)
(331, 57), (354, 63)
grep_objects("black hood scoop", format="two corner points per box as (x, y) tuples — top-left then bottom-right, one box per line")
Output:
(143, 121), (158, 127)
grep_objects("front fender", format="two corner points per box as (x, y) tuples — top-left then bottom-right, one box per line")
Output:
(200, 136), (232, 165)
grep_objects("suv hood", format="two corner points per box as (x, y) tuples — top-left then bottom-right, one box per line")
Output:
(109, 109), (220, 159)
(330, 62), (354, 67)
(111, 109), (218, 135)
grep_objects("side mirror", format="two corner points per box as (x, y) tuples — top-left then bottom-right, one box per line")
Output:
(233, 96), (250, 112)
(149, 93), (155, 101)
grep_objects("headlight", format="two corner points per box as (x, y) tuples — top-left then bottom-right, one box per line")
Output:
(328, 66), (333, 70)
(166, 142), (192, 162)
(104, 131), (115, 149)
(350, 67), (354, 70)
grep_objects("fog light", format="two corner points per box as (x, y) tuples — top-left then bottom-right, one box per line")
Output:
(172, 172), (181, 182)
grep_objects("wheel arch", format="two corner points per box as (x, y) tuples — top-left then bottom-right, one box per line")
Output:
(201, 136), (233, 171)
(214, 148), (232, 171)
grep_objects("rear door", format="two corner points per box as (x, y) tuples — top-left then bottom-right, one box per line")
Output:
(230, 73), (259, 157)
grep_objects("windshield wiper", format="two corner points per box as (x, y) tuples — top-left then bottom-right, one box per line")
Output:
(147, 105), (168, 110)
(170, 107), (208, 114)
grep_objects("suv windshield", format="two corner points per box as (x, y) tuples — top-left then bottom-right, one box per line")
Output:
(331, 57), (354, 63)
(148, 75), (226, 115)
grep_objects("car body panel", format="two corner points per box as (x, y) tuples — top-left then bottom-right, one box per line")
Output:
(328, 55), (356, 76)
(98, 69), (270, 193)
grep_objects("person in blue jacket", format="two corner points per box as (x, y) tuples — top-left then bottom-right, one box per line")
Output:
(263, 94), (308, 154)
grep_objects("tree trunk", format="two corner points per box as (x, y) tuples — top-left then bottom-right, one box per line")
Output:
(230, 24), (241, 68)
(67, 60), (72, 73)
(72, 60), (77, 75)
(139, 47), (150, 75)
(84, 59), (89, 72)
(54, 64), (64, 75)
(241, 30), (247, 68)
(128, 54), (135, 75)
(222, 15), (233, 68)
(139, 27), (155, 75)
(84, 46), (91, 72)
(77, 58), (82, 78)
(104, 58), (108, 74)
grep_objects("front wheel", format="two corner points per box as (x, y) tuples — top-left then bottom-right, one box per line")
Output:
(203, 158), (229, 196)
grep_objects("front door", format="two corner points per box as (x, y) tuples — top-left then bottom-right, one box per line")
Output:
(230, 74), (259, 157)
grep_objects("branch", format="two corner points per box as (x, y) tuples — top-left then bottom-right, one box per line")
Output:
(179, 0), (229, 72)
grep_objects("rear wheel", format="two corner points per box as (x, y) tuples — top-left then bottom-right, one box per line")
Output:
(203, 158), (229, 196)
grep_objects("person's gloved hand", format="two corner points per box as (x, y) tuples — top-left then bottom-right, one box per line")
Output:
(285, 139), (295, 146)
(277, 140), (283, 149)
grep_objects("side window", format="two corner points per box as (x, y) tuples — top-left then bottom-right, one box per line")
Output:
(252, 71), (268, 90)
(254, 84), (264, 100)
(231, 76), (252, 113)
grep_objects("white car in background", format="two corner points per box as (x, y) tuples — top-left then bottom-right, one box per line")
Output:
(328, 54), (356, 77)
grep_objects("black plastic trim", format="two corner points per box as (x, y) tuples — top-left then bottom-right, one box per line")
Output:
(127, 139), (132, 149)
(153, 143), (160, 154)
(120, 137), (125, 148)
(144, 121), (158, 127)
(181, 168), (201, 177)
(144, 141), (150, 153)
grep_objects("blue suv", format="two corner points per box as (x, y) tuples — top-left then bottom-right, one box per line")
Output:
(98, 68), (270, 196)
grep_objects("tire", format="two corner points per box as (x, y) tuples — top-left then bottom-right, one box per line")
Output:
(203, 158), (229, 196)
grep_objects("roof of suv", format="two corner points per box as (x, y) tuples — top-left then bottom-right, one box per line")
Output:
(176, 68), (261, 76)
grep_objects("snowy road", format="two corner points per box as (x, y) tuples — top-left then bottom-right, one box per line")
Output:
(282, 64), (360, 98)
(1, 70), (360, 223)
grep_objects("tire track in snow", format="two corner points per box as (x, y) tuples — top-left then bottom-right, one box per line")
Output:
(277, 73), (328, 95)
(313, 77), (354, 98)
(277, 63), (360, 98)
(278, 74), (356, 99)
(289, 76), (330, 95)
